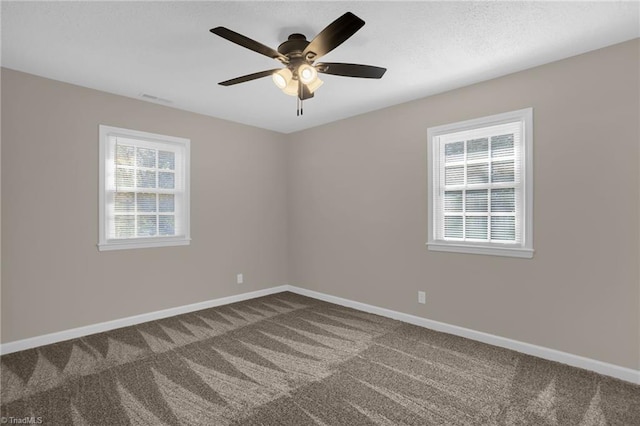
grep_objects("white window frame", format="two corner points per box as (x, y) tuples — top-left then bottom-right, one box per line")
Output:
(98, 125), (191, 251)
(427, 108), (533, 258)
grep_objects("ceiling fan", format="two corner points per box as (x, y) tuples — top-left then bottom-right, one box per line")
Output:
(210, 12), (387, 115)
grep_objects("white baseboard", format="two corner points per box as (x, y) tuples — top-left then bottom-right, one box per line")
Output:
(2, 283), (638, 385)
(285, 286), (640, 385)
(0, 285), (289, 356)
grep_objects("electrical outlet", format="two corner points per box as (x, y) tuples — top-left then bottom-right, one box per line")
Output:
(418, 291), (426, 304)
(236, 273), (244, 284)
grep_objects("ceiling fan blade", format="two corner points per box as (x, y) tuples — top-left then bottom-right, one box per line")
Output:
(317, 63), (387, 79)
(211, 27), (287, 63)
(302, 12), (365, 60)
(219, 69), (281, 86)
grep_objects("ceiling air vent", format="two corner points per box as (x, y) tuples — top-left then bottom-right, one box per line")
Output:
(139, 93), (173, 104)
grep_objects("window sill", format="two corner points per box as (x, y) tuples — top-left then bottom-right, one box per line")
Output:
(98, 238), (191, 251)
(426, 242), (533, 258)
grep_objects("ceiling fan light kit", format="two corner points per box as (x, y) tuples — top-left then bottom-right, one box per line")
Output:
(298, 64), (318, 84)
(272, 68), (292, 89)
(210, 12), (386, 116)
(282, 78), (299, 97)
(306, 77), (324, 94)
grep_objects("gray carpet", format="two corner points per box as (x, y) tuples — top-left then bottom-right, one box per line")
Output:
(1, 292), (638, 425)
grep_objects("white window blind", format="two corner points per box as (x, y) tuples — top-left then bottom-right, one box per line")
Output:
(427, 108), (533, 258)
(99, 126), (190, 251)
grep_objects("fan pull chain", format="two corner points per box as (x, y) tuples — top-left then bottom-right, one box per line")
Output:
(296, 81), (304, 116)
(296, 99), (304, 116)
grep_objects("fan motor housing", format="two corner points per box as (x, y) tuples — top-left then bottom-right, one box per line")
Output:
(278, 34), (310, 57)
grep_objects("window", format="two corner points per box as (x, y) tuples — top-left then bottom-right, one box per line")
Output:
(427, 108), (533, 258)
(99, 125), (190, 251)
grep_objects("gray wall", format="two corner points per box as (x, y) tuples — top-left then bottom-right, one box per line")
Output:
(2, 39), (639, 371)
(288, 39), (640, 370)
(1, 69), (289, 342)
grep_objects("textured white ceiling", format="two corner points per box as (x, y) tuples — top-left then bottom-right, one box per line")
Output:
(2, 1), (638, 133)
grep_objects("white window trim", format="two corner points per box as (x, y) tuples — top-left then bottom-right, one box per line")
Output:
(427, 108), (533, 258)
(98, 125), (191, 251)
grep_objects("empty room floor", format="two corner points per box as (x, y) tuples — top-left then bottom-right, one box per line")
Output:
(1, 292), (638, 425)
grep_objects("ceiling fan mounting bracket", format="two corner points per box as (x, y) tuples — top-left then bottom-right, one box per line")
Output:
(277, 33), (311, 58)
